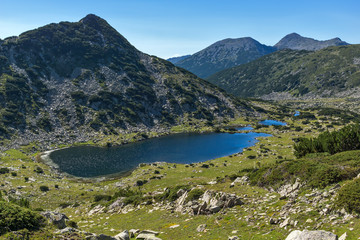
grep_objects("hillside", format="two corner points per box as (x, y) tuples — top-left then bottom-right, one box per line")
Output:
(207, 45), (360, 99)
(167, 55), (191, 64)
(174, 38), (275, 78)
(275, 33), (349, 51)
(0, 14), (250, 148)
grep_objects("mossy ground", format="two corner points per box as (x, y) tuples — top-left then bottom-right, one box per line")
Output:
(1, 107), (360, 239)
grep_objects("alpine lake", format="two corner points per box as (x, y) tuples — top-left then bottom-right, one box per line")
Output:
(45, 120), (285, 178)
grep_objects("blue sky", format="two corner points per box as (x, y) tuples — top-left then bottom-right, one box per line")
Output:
(0, 0), (359, 59)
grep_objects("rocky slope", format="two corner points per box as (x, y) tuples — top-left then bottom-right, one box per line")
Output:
(174, 38), (275, 78)
(275, 32), (349, 51)
(0, 14), (251, 148)
(207, 45), (360, 99)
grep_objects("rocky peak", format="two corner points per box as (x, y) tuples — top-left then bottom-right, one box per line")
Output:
(275, 32), (349, 51)
(175, 37), (275, 78)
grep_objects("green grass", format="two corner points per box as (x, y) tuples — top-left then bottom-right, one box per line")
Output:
(0, 109), (359, 239)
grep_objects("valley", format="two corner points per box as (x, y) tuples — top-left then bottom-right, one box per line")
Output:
(0, 13), (360, 240)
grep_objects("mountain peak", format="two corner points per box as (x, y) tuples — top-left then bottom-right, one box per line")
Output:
(275, 33), (349, 51)
(175, 37), (275, 78)
(79, 14), (113, 31)
(80, 14), (104, 24)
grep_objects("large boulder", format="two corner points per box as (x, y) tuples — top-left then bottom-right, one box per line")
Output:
(41, 211), (69, 229)
(285, 230), (338, 240)
(88, 234), (116, 240)
(115, 230), (130, 240)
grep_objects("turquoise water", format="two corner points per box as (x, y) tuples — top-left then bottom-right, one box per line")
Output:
(49, 132), (271, 178)
(294, 111), (300, 116)
(259, 120), (286, 126)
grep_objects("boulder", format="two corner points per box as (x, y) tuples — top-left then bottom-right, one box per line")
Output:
(136, 233), (157, 239)
(228, 236), (239, 240)
(115, 230), (130, 240)
(108, 198), (126, 212)
(196, 224), (207, 232)
(285, 230), (338, 240)
(339, 232), (347, 240)
(41, 211), (69, 229)
(129, 229), (140, 238)
(89, 234), (116, 240)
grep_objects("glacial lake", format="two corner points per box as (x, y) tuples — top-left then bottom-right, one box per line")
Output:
(47, 132), (271, 178)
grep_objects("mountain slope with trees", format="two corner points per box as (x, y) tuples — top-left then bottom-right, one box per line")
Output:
(207, 45), (360, 99)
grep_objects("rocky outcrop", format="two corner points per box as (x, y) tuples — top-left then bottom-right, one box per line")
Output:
(41, 211), (69, 229)
(285, 230), (338, 240)
(174, 189), (243, 215)
(277, 178), (303, 199)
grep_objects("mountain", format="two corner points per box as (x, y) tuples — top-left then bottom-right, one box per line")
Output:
(207, 45), (360, 99)
(0, 14), (250, 146)
(275, 33), (349, 51)
(174, 38), (276, 78)
(167, 55), (191, 64)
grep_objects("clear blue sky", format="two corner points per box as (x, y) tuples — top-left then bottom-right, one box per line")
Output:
(0, 0), (359, 59)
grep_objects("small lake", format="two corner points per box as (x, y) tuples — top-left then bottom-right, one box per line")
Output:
(294, 111), (300, 117)
(236, 126), (254, 131)
(259, 120), (287, 126)
(47, 132), (271, 178)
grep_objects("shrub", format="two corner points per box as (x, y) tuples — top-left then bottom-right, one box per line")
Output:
(248, 150), (360, 189)
(34, 167), (43, 174)
(294, 124), (360, 158)
(185, 189), (205, 203)
(67, 220), (78, 228)
(336, 178), (360, 214)
(59, 202), (71, 208)
(0, 201), (43, 235)
(11, 172), (17, 177)
(39, 186), (49, 192)
(0, 168), (9, 174)
(94, 195), (112, 202)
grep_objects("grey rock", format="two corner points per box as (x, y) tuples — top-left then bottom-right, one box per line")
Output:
(228, 236), (240, 240)
(339, 232), (347, 240)
(285, 230), (338, 240)
(196, 224), (207, 232)
(280, 217), (290, 228)
(89, 234), (116, 240)
(115, 230), (130, 240)
(136, 233), (160, 240)
(41, 211), (69, 229)
(108, 198), (126, 212)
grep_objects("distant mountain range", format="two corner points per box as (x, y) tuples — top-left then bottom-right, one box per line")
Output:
(207, 45), (360, 99)
(0, 14), (250, 144)
(169, 33), (349, 78)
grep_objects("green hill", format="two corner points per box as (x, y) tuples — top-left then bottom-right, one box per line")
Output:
(207, 45), (360, 99)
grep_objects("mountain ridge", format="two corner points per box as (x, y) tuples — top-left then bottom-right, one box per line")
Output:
(274, 32), (349, 51)
(171, 33), (349, 78)
(207, 44), (360, 99)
